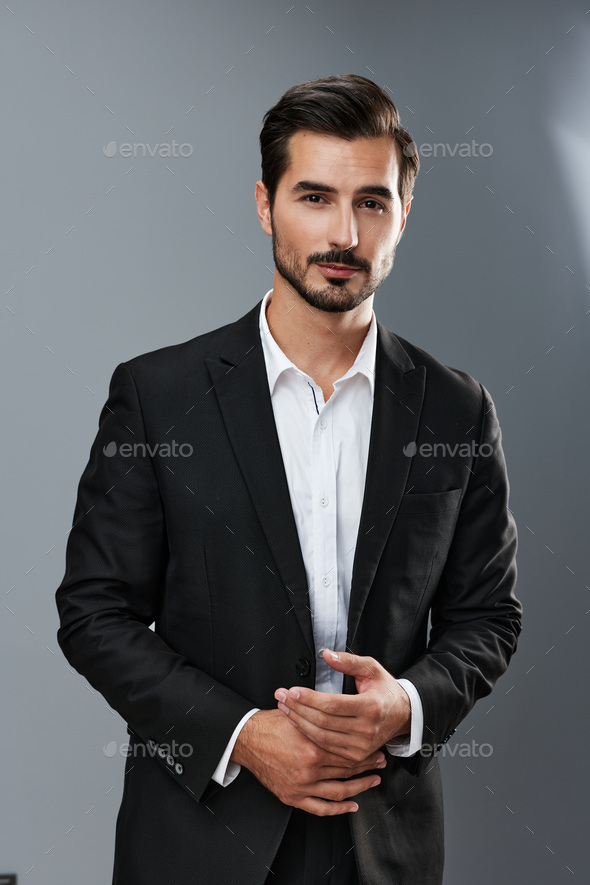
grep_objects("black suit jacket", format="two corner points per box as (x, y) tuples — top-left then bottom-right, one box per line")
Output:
(55, 299), (521, 885)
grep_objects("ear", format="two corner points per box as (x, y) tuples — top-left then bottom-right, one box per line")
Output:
(398, 195), (413, 239)
(255, 180), (273, 236)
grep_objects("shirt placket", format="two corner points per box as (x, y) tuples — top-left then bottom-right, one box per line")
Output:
(309, 382), (339, 692)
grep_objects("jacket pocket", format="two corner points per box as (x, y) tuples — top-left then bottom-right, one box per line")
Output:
(397, 487), (462, 515)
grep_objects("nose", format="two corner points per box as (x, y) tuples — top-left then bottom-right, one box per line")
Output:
(327, 203), (359, 255)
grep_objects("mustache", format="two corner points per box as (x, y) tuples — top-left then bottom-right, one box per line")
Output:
(307, 252), (370, 273)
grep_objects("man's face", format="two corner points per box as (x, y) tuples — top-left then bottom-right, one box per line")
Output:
(258, 130), (411, 313)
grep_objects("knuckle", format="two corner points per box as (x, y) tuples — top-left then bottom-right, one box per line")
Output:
(361, 718), (378, 740)
(327, 785), (346, 802)
(309, 743), (322, 764)
(363, 727), (377, 747)
(337, 748), (355, 764)
(303, 743), (319, 765)
(350, 746), (366, 763)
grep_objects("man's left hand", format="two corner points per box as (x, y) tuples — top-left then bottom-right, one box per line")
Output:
(274, 650), (412, 762)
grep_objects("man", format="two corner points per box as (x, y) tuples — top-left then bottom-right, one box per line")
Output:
(56, 75), (522, 884)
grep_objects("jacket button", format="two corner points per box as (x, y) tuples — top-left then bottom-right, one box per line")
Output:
(166, 755), (174, 766)
(295, 657), (311, 677)
(175, 762), (184, 776)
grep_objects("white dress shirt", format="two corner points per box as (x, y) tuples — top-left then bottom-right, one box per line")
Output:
(211, 290), (423, 786)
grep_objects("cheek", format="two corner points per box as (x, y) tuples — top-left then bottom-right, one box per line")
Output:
(279, 212), (318, 248)
(295, 212), (326, 243)
(370, 230), (396, 262)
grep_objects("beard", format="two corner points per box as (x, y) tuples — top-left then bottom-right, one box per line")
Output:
(270, 216), (397, 314)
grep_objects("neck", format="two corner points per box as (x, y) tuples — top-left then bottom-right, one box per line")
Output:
(265, 274), (374, 386)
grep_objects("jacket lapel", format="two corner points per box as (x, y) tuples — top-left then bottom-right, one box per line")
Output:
(346, 322), (426, 651)
(205, 301), (315, 655)
(205, 302), (427, 664)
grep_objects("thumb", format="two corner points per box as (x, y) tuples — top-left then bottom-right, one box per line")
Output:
(322, 649), (379, 678)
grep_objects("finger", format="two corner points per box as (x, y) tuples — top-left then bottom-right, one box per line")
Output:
(281, 690), (411, 736)
(277, 698), (358, 732)
(293, 773), (381, 815)
(279, 701), (355, 741)
(322, 649), (382, 681)
(284, 712), (368, 760)
(298, 797), (359, 817)
(275, 686), (365, 716)
(315, 746), (387, 772)
(313, 773), (381, 804)
(320, 759), (387, 779)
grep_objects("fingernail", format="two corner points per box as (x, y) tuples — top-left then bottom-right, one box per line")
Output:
(378, 759), (387, 768)
(349, 803), (358, 812)
(330, 652), (339, 660)
(372, 778), (381, 787)
(288, 688), (300, 700)
(275, 691), (286, 703)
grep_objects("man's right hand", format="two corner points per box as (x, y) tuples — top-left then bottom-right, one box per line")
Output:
(230, 708), (386, 816)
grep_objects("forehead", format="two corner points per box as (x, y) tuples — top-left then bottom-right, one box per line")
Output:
(280, 129), (400, 193)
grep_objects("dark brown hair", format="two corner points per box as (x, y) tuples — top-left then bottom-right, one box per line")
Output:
(259, 74), (419, 210)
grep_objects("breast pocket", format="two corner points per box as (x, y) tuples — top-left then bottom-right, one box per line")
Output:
(358, 488), (464, 666)
(397, 487), (463, 516)
(394, 488), (463, 569)
(384, 488), (463, 607)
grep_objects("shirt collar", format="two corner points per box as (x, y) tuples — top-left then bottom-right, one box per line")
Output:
(259, 288), (377, 397)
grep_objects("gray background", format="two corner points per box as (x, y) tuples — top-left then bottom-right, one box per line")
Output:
(2, 0), (589, 882)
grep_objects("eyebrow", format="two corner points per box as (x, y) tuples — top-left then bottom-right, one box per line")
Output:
(289, 180), (395, 202)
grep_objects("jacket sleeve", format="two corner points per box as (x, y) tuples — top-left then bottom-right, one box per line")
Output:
(396, 383), (522, 777)
(55, 361), (255, 803)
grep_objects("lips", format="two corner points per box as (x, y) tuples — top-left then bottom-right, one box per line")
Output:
(317, 263), (360, 278)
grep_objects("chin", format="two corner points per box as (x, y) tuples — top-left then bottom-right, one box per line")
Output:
(300, 289), (368, 314)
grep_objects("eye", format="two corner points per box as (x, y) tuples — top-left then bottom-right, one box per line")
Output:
(303, 194), (326, 203)
(360, 199), (385, 211)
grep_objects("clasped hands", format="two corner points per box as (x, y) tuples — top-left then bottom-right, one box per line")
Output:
(274, 649), (411, 762)
(232, 649), (411, 816)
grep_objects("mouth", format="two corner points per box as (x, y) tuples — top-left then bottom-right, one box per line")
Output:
(316, 263), (360, 278)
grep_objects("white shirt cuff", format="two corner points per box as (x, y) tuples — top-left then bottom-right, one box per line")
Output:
(385, 678), (424, 757)
(211, 708), (260, 787)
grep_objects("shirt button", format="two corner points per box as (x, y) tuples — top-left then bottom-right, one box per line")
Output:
(322, 576), (331, 587)
(319, 419), (327, 429)
(319, 496), (329, 507)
